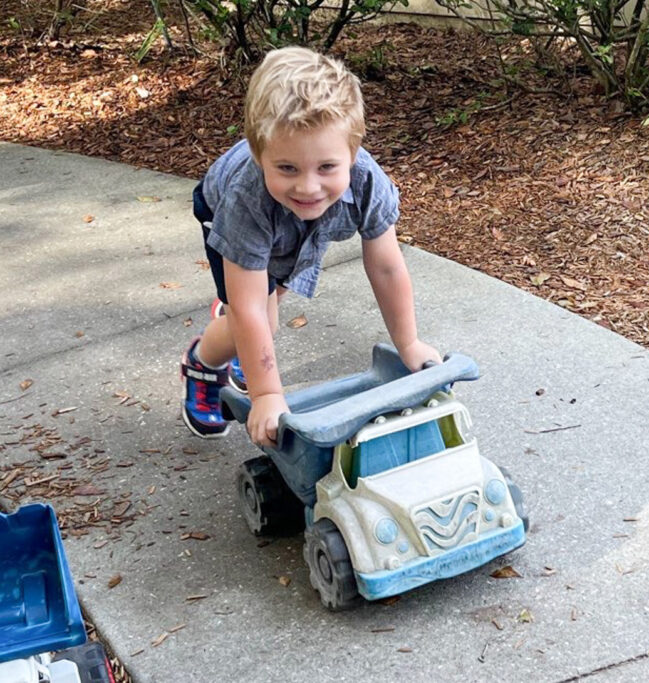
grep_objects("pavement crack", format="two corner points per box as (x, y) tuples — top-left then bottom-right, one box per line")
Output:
(556, 651), (649, 681)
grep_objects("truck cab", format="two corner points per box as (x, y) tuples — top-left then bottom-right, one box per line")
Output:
(310, 391), (526, 604)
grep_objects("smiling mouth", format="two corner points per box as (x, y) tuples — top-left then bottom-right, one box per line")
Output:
(291, 197), (325, 206)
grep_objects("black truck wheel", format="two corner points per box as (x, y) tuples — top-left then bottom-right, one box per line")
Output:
(303, 518), (360, 611)
(237, 456), (305, 536)
(53, 641), (115, 683)
(499, 466), (529, 532)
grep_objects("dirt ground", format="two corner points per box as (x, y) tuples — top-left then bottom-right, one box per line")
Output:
(1, 0), (648, 352)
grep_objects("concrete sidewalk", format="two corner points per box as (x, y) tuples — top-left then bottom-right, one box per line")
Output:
(1, 141), (648, 682)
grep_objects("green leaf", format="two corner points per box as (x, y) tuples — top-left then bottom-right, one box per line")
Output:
(134, 18), (165, 64)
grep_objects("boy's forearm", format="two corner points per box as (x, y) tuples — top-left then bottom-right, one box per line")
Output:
(368, 262), (418, 354)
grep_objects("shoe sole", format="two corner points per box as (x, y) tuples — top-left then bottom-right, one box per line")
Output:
(181, 402), (231, 439)
(228, 375), (249, 394)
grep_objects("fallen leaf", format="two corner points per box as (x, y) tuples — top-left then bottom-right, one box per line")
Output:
(397, 646), (413, 653)
(94, 540), (109, 549)
(83, 214), (94, 223)
(442, 186), (456, 198)
(183, 318), (193, 327)
(181, 531), (210, 541)
(490, 565), (522, 579)
(107, 574), (122, 589)
(530, 272), (551, 286)
(72, 484), (104, 496)
(185, 594), (208, 602)
(380, 595), (401, 606)
(278, 575), (291, 587)
(517, 608), (534, 623)
(75, 330), (85, 338)
(136, 195), (161, 203)
(195, 259), (210, 270)
(585, 233), (598, 245)
(560, 275), (587, 291)
(113, 501), (131, 517)
(287, 314), (308, 329)
(20, 379), (33, 391)
(159, 282), (182, 289)
(491, 227), (505, 241)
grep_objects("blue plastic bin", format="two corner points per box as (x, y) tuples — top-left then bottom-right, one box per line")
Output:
(0, 504), (86, 662)
(221, 344), (479, 506)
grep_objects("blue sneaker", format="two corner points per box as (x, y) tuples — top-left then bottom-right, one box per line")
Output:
(181, 337), (230, 438)
(211, 298), (248, 394)
(228, 356), (248, 394)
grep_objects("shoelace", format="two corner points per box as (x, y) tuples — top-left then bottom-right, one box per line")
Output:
(191, 366), (224, 414)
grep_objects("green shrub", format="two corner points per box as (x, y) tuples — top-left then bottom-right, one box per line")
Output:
(437, 0), (649, 109)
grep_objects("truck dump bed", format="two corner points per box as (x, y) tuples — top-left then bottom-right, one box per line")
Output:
(221, 344), (480, 506)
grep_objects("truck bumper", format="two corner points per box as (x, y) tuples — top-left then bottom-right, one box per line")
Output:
(355, 520), (526, 600)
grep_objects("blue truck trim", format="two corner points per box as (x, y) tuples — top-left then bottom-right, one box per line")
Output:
(354, 520), (526, 600)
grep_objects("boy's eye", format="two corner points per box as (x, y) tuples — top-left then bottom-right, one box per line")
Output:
(278, 165), (297, 173)
(320, 163), (337, 172)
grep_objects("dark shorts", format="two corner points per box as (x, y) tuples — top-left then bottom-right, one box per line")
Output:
(193, 180), (279, 305)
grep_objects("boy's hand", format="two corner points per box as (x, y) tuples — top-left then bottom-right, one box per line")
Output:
(247, 393), (290, 447)
(399, 339), (443, 372)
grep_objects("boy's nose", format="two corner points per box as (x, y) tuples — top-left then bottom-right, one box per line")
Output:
(295, 174), (320, 195)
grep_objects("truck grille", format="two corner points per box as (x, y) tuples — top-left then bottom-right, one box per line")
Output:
(413, 489), (480, 552)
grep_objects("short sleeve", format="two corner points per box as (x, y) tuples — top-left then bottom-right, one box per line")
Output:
(354, 152), (400, 240)
(206, 188), (273, 271)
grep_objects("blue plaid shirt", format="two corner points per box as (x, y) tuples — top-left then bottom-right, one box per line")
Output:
(201, 139), (399, 298)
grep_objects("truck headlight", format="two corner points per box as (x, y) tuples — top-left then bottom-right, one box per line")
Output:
(375, 518), (399, 544)
(485, 478), (506, 505)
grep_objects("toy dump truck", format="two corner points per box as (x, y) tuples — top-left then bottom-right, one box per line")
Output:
(0, 504), (115, 682)
(222, 344), (528, 610)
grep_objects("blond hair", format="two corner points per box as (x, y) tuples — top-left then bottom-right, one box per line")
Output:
(245, 47), (365, 160)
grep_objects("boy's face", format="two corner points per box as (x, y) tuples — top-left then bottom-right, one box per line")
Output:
(258, 121), (355, 221)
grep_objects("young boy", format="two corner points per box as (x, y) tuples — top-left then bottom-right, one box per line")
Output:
(182, 46), (441, 447)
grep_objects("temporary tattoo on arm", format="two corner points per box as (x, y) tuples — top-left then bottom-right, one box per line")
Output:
(260, 347), (275, 372)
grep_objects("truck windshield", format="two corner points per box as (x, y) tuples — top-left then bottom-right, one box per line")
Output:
(349, 416), (459, 486)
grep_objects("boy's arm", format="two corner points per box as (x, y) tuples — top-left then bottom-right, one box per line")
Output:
(224, 258), (288, 447)
(362, 226), (443, 370)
